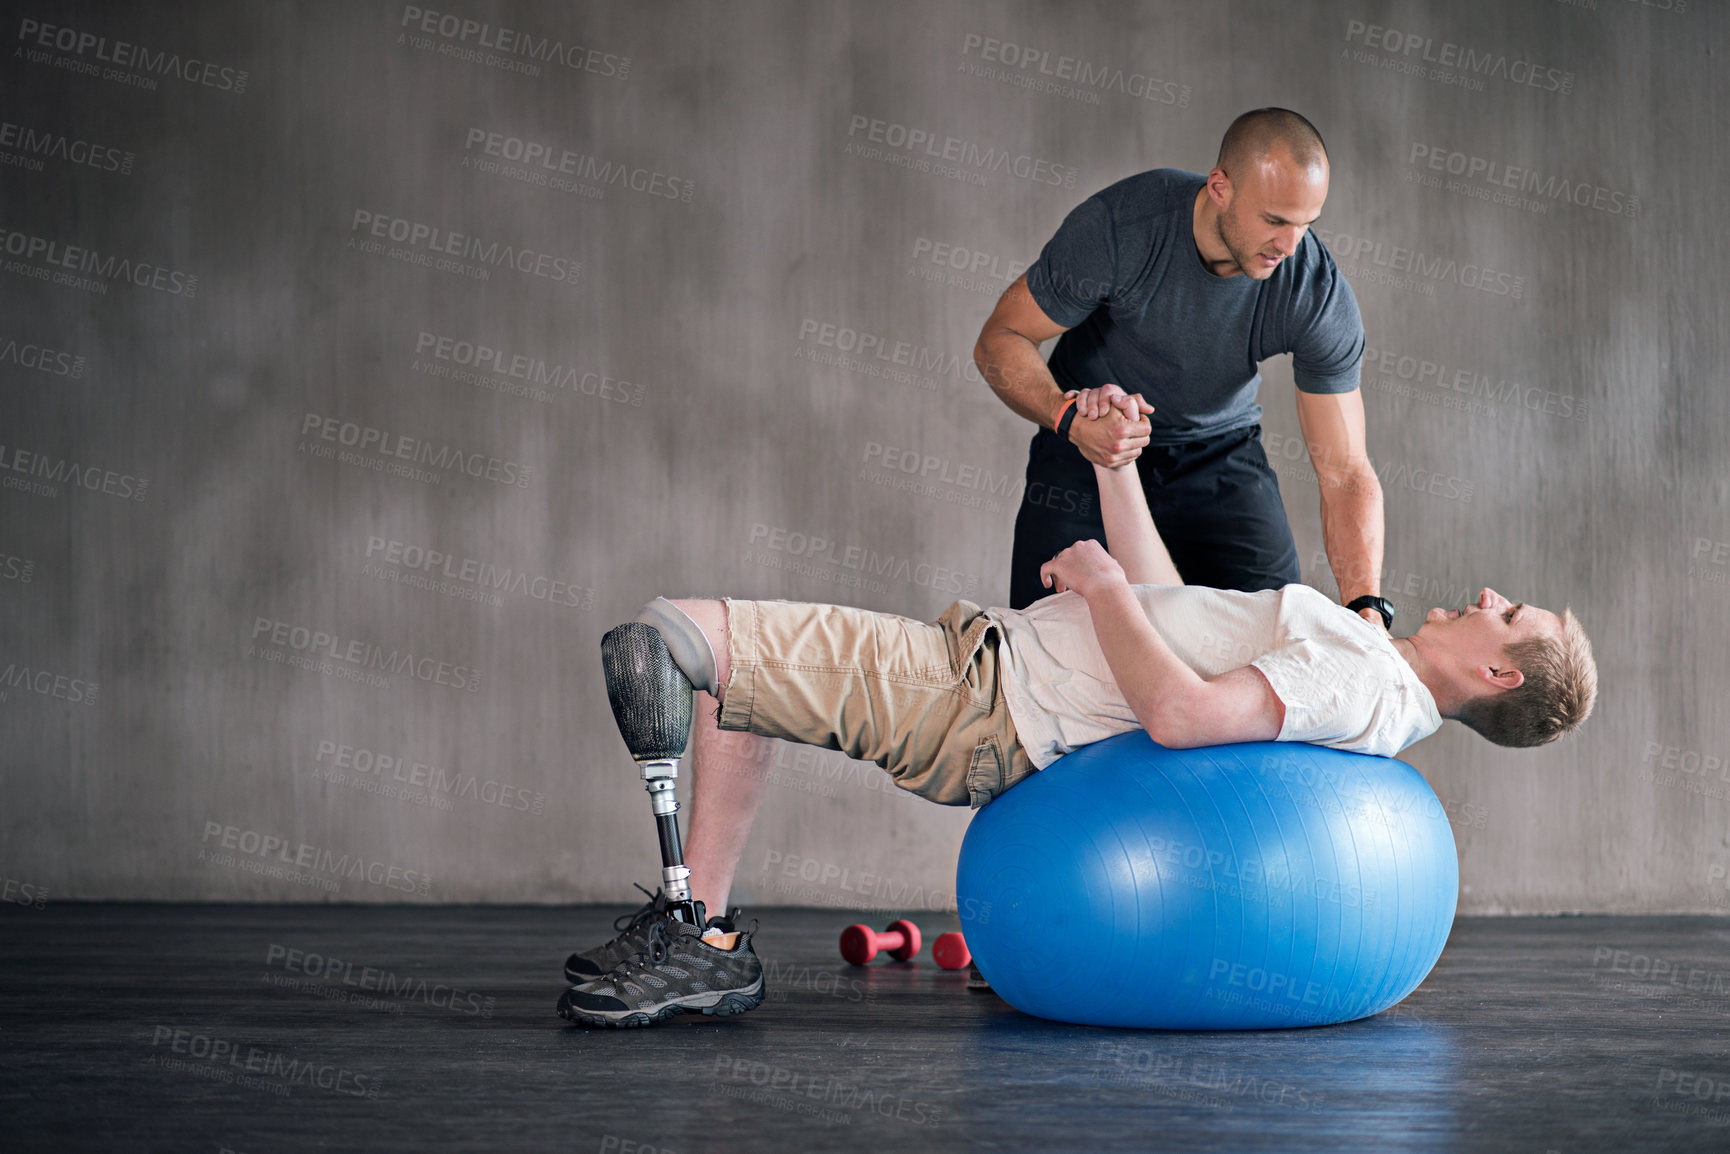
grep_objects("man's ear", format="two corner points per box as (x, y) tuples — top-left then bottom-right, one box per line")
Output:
(1477, 663), (1525, 691)
(1206, 168), (1232, 206)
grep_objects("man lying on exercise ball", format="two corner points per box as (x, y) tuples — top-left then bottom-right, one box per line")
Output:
(558, 396), (1597, 1028)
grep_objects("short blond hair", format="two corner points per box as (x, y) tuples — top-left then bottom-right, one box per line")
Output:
(1456, 608), (1597, 748)
(1218, 108), (1328, 174)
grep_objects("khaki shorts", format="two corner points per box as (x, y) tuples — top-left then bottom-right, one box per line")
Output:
(717, 599), (1036, 808)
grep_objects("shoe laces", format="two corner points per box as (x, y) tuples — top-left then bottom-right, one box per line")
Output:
(608, 923), (678, 979)
(610, 883), (667, 935)
(643, 921), (673, 965)
(607, 918), (743, 986)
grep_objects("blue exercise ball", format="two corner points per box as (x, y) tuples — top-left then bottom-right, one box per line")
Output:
(955, 733), (1458, 1029)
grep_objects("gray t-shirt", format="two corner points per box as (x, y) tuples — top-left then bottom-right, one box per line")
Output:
(1026, 169), (1364, 444)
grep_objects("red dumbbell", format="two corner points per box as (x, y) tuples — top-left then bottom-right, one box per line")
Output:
(932, 931), (971, 971)
(839, 919), (922, 965)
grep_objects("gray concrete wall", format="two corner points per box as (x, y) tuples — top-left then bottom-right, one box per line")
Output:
(1, 0), (1722, 914)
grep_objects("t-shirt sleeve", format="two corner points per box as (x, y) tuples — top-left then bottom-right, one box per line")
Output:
(1024, 196), (1118, 329)
(1290, 258), (1365, 395)
(1251, 637), (1389, 753)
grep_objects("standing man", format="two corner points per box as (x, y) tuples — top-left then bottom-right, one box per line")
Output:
(973, 108), (1393, 632)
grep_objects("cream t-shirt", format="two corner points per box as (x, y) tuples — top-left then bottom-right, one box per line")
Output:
(987, 583), (1441, 767)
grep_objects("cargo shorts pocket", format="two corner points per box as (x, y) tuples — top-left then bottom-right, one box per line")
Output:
(966, 736), (1008, 810)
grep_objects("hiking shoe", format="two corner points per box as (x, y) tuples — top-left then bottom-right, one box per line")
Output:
(557, 919), (765, 1028)
(563, 885), (703, 983)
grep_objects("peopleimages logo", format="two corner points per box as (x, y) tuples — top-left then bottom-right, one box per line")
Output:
(1407, 143), (1637, 218)
(200, 821), (432, 896)
(264, 944), (497, 1017)
(0, 660), (98, 705)
(313, 738), (548, 817)
(1362, 344), (1590, 421)
(348, 210), (580, 285)
(462, 129), (693, 202)
(0, 442), (148, 501)
(0, 333), (85, 377)
(796, 317), (986, 386)
(399, 5), (630, 78)
(363, 535), (594, 610)
(15, 17), (250, 92)
(0, 227), (197, 296)
(746, 523), (981, 598)
(959, 33), (1189, 106)
(1315, 226), (1524, 299)
(248, 616), (484, 692)
(1343, 19), (1574, 94)
(860, 440), (1020, 513)
(845, 113), (1078, 188)
(413, 330), (645, 405)
(0, 120), (134, 174)
(148, 1026), (380, 1099)
(298, 413), (533, 489)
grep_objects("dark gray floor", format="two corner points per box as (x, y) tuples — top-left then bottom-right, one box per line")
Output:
(2, 906), (1728, 1153)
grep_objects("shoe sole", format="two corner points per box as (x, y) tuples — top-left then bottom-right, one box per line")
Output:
(558, 977), (766, 1029)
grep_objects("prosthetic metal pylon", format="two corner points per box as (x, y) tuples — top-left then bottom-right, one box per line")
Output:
(599, 622), (702, 925)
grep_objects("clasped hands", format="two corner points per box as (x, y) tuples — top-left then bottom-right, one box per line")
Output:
(1043, 382), (1152, 599)
(1062, 383), (1155, 469)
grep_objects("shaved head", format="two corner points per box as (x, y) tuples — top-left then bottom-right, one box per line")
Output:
(1217, 108), (1328, 177)
(1193, 108), (1330, 280)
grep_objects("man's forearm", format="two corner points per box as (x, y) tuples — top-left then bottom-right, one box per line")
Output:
(974, 328), (1068, 430)
(1319, 465), (1386, 607)
(1082, 582), (1205, 743)
(1094, 463), (1182, 586)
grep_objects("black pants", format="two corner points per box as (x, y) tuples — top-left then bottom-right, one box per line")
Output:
(1009, 424), (1301, 609)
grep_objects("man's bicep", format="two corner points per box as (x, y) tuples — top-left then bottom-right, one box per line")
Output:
(1290, 264), (1365, 390)
(1294, 387), (1370, 481)
(1023, 197), (1117, 327)
(983, 273), (1069, 346)
(1164, 666), (1286, 748)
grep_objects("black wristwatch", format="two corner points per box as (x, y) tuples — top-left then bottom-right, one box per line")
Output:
(1347, 595), (1395, 630)
(1055, 399), (1080, 443)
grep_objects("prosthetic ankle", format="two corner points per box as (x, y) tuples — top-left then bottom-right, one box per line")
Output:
(599, 606), (718, 927)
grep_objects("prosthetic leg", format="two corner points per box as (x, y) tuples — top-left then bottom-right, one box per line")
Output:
(560, 606), (766, 1026)
(600, 620), (704, 926)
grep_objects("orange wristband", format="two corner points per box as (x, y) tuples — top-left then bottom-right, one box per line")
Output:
(1053, 396), (1079, 441)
